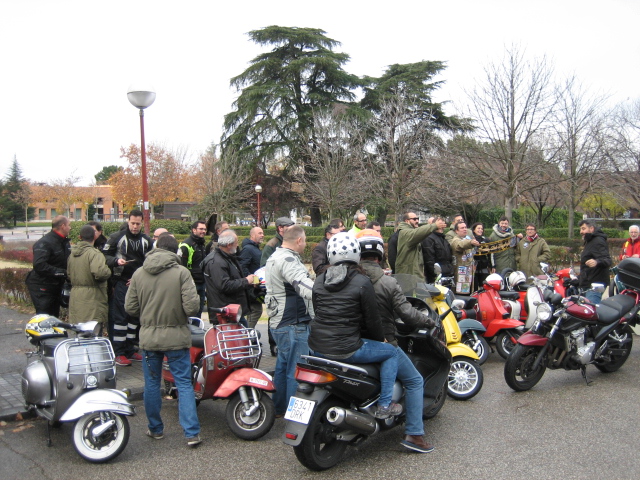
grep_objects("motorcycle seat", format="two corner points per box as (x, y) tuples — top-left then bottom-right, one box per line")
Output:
(597, 294), (637, 324)
(499, 291), (520, 301)
(189, 324), (206, 349)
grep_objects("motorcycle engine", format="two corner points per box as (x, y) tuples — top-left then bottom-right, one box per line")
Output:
(567, 327), (595, 365)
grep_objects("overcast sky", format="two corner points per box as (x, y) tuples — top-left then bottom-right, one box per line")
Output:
(1, 0), (639, 186)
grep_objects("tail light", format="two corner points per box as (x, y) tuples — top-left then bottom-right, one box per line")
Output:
(294, 366), (337, 384)
(502, 301), (512, 314)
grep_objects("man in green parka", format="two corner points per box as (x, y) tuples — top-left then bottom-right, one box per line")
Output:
(395, 212), (446, 278)
(67, 225), (112, 325)
(516, 224), (551, 278)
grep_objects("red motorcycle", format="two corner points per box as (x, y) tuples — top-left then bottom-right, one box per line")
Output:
(162, 305), (276, 440)
(471, 274), (524, 359)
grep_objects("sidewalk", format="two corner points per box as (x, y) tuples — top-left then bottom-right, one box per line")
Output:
(0, 317), (276, 422)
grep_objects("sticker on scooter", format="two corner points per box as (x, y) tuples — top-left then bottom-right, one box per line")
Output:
(249, 377), (268, 386)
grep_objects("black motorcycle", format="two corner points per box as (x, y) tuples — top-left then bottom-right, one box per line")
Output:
(282, 317), (450, 471)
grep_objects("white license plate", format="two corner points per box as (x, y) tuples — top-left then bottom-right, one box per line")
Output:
(284, 396), (316, 424)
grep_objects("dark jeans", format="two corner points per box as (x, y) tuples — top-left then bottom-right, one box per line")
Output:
(195, 283), (206, 318)
(27, 282), (62, 317)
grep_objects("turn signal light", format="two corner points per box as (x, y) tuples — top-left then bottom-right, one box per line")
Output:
(294, 366), (337, 384)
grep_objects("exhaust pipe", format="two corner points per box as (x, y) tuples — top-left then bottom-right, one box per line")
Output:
(326, 407), (379, 435)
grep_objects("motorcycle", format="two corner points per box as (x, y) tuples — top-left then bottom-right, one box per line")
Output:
(504, 268), (640, 392)
(21, 315), (135, 463)
(282, 307), (451, 470)
(472, 273), (525, 359)
(162, 304), (276, 440)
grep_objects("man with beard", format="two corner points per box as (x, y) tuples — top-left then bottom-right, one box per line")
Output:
(178, 221), (208, 317)
(578, 220), (612, 304)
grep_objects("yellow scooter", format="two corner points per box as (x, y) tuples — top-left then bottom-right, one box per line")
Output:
(394, 274), (484, 400)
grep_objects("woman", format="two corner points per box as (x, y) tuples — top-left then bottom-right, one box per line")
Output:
(470, 222), (493, 291)
(308, 232), (401, 419)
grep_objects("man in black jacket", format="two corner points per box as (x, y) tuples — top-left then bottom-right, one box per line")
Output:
(102, 210), (152, 366)
(578, 220), (612, 304)
(311, 223), (340, 275)
(423, 216), (454, 284)
(178, 221), (208, 317)
(25, 215), (71, 317)
(238, 226), (264, 328)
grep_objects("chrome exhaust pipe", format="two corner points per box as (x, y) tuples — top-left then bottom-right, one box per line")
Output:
(326, 407), (379, 435)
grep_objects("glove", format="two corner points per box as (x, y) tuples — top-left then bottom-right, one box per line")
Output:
(570, 278), (580, 287)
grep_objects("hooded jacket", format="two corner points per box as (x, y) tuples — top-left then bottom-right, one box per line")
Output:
(515, 235), (551, 278)
(489, 224), (518, 273)
(125, 248), (199, 351)
(308, 264), (385, 358)
(67, 241), (111, 324)
(579, 228), (612, 288)
(395, 222), (438, 278)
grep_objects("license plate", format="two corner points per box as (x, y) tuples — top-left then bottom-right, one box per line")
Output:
(284, 396), (315, 424)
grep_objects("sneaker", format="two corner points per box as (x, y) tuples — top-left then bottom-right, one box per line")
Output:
(401, 435), (435, 453)
(374, 403), (403, 419)
(130, 352), (143, 361)
(115, 355), (132, 366)
(146, 430), (164, 440)
(186, 435), (202, 447)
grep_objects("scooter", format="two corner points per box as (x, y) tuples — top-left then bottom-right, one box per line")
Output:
(394, 273), (485, 399)
(162, 304), (276, 440)
(282, 311), (451, 471)
(22, 315), (135, 463)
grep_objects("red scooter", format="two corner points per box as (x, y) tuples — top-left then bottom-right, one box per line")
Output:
(162, 304), (276, 440)
(472, 274), (525, 359)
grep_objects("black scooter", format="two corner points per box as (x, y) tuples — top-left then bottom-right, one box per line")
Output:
(282, 318), (450, 471)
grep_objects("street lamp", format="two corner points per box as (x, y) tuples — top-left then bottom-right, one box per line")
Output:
(127, 85), (156, 235)
(255, 184), (262, 227)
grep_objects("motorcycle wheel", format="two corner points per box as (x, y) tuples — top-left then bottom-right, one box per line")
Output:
(72, 411), (130, 463)
(595, 328), (633, 373)
(495, 330), (521, 359)
(423, 384), (446, 419)
(447, 357), (484, 400)
(293, 398), (348, 471)
(225, 390), (275, 441)
(462, 332), (490, 365)
(504, 343), (546, 391)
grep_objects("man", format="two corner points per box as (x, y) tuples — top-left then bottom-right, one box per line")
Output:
(423, 216), (454, 284)
(619, 225), (640, 260)
(178, 221), (208, 317)
(387, 228), (399, 273)
(445, 214), (464, 243)
(516, 223), (551, 278)
(395, 212), (446, 278)
(330, 218), (346, 232)
(205, 221), (229, 255)
(260, 217), (294, 267)
(238, 226), (265, 328)
(25, 215), (71, 317)
(264, 225), (314, 416)
(204, 230), (257, 326)
(348, 212), (367, 237)
(358, 229), (436, 453)
(311, 223), (341, 275)
(124, 235), (201, 447)
(489, 216), (522, 274)
(103, 210), (152, 366)
(578, 219), (612, 304)
(87, 221), (107, 250)
(67, 225), (111, 325)
(152, 228), (169, 246)
(450, 221), (480, 294)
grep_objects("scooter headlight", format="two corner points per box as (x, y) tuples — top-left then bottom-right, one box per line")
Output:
(536, 303), (552, 322)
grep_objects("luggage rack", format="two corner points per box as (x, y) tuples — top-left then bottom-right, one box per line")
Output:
(215, 325), (261, 363)
(65, 338), (115, 375)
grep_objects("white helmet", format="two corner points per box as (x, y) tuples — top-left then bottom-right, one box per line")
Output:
(484, 273), (504, 291)
(327, 232), (361, 265)
(508, 271), (526, 288)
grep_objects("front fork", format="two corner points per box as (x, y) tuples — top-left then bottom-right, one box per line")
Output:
(238, 386), (261, 417)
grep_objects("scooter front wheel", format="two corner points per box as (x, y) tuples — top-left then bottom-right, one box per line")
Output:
(495, 330), (521, 359)
(462, 332), (490, 365)
(72, 411), (130, 463)
(447, 357), (483, 400)
(225, 389), (275, 440)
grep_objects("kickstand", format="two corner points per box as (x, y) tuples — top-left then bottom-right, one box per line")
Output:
(581, 366), (593, 386)
(46, 421), (52, 447)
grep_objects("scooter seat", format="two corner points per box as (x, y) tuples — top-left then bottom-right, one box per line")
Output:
(499, 291), (520, 301)
(189, 325), (206, 349)
(303, 355), (381, 379)
(41, 337), (67, 357)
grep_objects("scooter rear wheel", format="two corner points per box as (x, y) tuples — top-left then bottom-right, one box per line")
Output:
(225, 390), (275, 440)
(495, 330), (521, 359)
(72, 411), (130, 463)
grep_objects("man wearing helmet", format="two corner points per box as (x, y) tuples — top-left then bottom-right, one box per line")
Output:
(309, 232), (402, 420)
(357, 229), (437, 453)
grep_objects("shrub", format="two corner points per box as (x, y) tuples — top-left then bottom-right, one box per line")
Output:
(0, 268), (31, 306)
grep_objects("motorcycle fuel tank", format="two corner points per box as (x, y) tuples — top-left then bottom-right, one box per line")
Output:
(565, 302), (597, 322)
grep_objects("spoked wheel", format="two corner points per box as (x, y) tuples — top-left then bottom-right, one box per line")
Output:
(72, 411), (130, 463)
(595, 328), (633, 373)
(462, 332), (490, 365)
(225, 389), (275, 440)
(447, 357), (484, 400)
(423, 383), (446, 419)
(495, 330), (521, 359)
(504, 343), (547, 391)
(293, 398), (348, 471)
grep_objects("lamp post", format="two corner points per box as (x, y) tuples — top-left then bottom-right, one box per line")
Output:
(255, 184), (262, 227)
(127, 85), (156, 235)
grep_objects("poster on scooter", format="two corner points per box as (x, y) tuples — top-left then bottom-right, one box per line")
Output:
(457, 265), (473, 294)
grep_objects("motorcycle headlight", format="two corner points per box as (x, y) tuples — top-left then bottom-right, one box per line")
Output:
(536, 303), (552, 322)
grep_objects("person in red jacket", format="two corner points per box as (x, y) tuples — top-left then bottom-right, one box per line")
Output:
(620, 225), (640, 260)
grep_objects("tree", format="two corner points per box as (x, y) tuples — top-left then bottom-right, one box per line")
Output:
(462, 45), (555, 221)
(3, 156), (28, 226)
(95, 165), (122, 184)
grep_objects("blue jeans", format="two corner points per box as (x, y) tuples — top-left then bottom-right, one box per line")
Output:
(271, 323), (310, 415)
(585, 290), (603, 304)
(142, 349), (200, 438)
(195, 283), (206, 318)
(396, 348), (425, 436)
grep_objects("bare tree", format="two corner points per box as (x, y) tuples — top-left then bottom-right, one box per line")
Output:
(462, 45), (555, 221)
